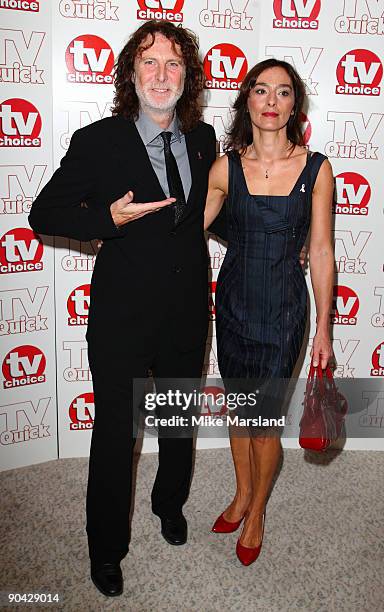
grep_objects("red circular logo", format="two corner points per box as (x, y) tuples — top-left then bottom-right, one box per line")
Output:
(67, 284), (91, 323)
(204, 43), (248, 90)
(65, 35), (114, 84)
(0, 98), (42, 145)
(208, 281), (216, 320)
(371, 342), (384, 375)
(2, 344), (46, 388)
(332, 285), (359, 320)
(334, 172), (371, 215)
(69, 392), (95, 429)
(200, 385), (228, 416)
(336, 49), (382, 95)
(0, 228), (43, 273)
(300, 112), (311, 144)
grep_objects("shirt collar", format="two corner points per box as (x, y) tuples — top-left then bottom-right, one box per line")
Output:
(135, 109), (182, 146)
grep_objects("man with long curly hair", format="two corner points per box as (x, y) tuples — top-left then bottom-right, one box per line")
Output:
(29, 20), (216, 597)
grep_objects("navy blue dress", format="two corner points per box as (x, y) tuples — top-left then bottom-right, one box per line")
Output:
(215, 150), (327, 419)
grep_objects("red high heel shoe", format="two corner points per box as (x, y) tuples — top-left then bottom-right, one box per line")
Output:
(211, 512), (245, 533)
(236, 512), (265, 566)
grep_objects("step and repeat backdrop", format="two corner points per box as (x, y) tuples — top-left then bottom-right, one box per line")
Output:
(1, 0), (383, 470)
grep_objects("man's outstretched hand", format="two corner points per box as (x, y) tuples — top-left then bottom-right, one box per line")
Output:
(110, 191), (175, 227)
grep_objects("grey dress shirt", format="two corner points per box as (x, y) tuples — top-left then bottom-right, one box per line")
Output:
(135, 110), (192, 201)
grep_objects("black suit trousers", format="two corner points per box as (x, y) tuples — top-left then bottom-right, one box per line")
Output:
(86, 326), (205, 564)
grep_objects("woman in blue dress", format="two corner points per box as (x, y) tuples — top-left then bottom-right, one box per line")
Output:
(204, 59), (334, 565)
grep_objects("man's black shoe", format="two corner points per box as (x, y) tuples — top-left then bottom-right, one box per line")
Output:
(160, 514), (188, 545)
(91, 562), (123, 597)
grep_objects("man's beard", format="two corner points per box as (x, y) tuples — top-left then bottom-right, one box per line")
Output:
(135, 79), (184, 115)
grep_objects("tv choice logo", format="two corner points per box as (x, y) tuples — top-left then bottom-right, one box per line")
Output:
(2, 344), (46, 389)
(199, 0), (253, 30)
(0, 0), (39, 11)
(334, 229), (371, 275)
(67, 284), (90, 325)
(0, 164), (46, 216)
(0, 29), (45, 85)
(209, 281), (216, 321)
(0, 98), (41, 147)
(137, 0), (184, 22)
(273, 0), (321, 29)
(0, 286), (48, 336)
(325, 111), (383, 160)
(300, 112), (311, 145)
(66, 35), (114, 85)
(59, 0), (118, 20)
(336, 49), (383, 96)
(265, 46), (322, 96)
(69, 392), (94, 430)
(0, 227), (43, 274)
(331, 285), (359, 325)
(335, 0), (384, 35)
(371, 342), (384, 376)
(333, 172), (371, 216)
(371, 287), (384, 328)
(204, 43), (248, 90)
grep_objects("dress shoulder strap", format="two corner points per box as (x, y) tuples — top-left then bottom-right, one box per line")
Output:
(306, 151), (328, 190)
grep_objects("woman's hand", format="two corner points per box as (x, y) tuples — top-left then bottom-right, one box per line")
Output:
(311, 329), (333, 369)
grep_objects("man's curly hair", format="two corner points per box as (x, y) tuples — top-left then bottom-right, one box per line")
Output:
(112, 20), (204, 133)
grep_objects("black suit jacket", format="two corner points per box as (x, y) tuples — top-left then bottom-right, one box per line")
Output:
(29, 115), (217, 352)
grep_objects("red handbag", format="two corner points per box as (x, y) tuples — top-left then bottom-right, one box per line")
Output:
(299, 363), (348, 451)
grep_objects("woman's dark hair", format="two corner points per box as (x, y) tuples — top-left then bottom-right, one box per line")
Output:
(112, 20), (204, 133)
(225, 58), (307, 153)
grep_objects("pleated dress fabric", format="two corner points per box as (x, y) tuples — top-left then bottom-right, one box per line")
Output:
(215, 149), (327, 420)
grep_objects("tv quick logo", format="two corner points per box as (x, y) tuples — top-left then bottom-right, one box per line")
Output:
(0, 228), (43, 274)
(334, 229), (371, 275)
(204, 43), (248, 90)
(59, 0), (118, 20)
(0, 397), (50, 446)
(335, 0), (384, 35)
(65, 34), (114, 85)
(371, 341), (384, 376)
(69, 392), (94, 430)
(209, 281), (216, 321)
(0, 286), (48, 336)
(0, 0), (39, 12)
(2, 344), (46, 388)
(325, 111), (383, 160)
(336, 49), (383, 95)
(0, 98), (42, 147)
(331, 285), (359, 325)
(371, 287), (384, 328)
(0, 29), (45, 85)
(359, 390), (384, 428)
(202, 105), (233, 154)
(0, 165), (46, 216)
(60, 100), (111, 149)
(137, 0), (184, 22)
(273, 0), (321, 29)
(67, 284), (90, 325)
(61, 238), (97, 271)
(199, 0), (253, 30)
(315, 338), (359, 378)
(265, 46), (322, 95)
(63, 340), (91, 382)
(333, 172), (371, 216)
